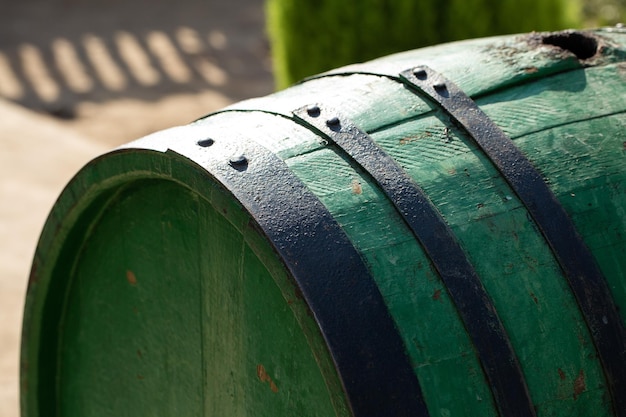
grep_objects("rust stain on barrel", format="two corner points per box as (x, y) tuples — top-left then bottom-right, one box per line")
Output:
(256, 364), (279, 393)
(573, 370), (586, 400)
(126, 270), (137, 286)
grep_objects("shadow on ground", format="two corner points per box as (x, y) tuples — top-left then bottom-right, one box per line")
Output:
(0, 0), (274, 144)
(0, 0), (274, 107)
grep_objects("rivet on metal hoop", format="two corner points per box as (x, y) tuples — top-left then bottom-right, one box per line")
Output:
(307, 105), (321, 117)
(229, 154), (247, 166)
(197, 138), (214, 147)
(326, 116), (341, 129)
(433, 81), (447, 92)
(413, 68), (427, 79)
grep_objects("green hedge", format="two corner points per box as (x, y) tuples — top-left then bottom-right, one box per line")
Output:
(266, 0), (581, 89)
(583, 0), (626, 25)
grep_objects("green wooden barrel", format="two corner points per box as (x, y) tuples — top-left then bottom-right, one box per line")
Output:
(22, 28), (626, 417)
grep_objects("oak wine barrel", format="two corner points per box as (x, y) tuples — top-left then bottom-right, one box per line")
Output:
(22, 28), (626, 417)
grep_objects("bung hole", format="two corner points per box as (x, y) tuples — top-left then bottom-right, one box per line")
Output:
(542, 31), (598, 60)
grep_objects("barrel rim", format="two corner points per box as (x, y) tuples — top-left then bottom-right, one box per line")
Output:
(21, 147), (350, 417)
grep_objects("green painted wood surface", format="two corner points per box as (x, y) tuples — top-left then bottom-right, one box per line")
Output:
(22, 28), (626, 416)
(22, 152), (350, 417)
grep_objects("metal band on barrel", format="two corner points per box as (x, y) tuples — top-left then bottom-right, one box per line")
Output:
(192, 132), (429, 417)
(400, 64), (626, 416)
(293, 104), (535, 417)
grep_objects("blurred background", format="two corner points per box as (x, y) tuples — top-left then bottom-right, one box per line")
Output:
(0, 2), (272, 417)
(0, 0), (624, 416)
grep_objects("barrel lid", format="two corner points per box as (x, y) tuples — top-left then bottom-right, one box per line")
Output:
(21, 144), (352, 417)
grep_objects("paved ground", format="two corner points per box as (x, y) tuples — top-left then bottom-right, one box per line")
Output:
(0, 1), (273, 416)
